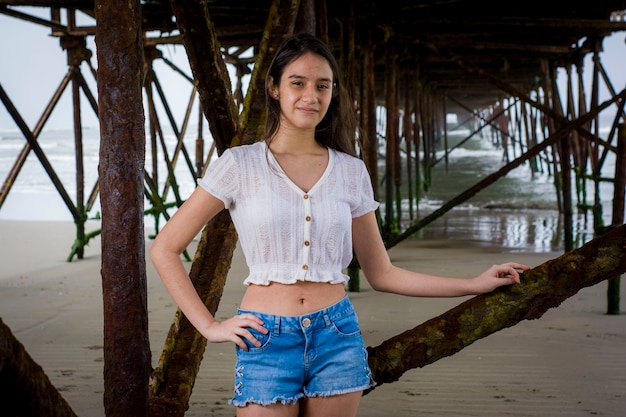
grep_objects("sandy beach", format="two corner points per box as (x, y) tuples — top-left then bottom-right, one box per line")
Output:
(1, 219), (624, 416)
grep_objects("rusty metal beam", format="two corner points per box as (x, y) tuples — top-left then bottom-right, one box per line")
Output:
(169, 0), (239, 154)
(369, 223), (626, 388)
(95, 0), (150, 415)
(0, 319), (78, 417)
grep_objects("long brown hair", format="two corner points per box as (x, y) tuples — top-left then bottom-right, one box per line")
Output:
(264, 33), (357, 156)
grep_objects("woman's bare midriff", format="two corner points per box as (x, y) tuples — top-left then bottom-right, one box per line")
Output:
(240, 281), (346, 316)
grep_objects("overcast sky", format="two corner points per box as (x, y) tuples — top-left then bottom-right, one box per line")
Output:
(1, 7), (625, 133)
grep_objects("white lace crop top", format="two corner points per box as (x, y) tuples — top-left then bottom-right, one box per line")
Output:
(197, 140), (379, 286)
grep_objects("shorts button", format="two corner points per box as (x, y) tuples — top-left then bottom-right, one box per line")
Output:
(302, 318), (312, 328)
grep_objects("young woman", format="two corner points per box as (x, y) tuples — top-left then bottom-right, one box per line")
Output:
(150, 32), (529, 417)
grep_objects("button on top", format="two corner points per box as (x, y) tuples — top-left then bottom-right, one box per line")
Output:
(303, 194), (309, 200)
(302, 318), (312, 328)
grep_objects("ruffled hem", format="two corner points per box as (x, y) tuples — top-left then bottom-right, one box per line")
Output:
(243, 271), (349, 286)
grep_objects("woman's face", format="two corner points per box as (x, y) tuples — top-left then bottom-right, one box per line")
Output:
(271, 52), (334, 134)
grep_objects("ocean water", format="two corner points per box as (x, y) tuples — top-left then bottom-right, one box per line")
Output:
(0, 126), (619, 253)
(380, 128), (618, 253)
(0, 126), (201, 222)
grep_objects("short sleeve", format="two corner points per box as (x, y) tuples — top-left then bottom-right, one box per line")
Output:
(351, 160), (380, 218)
(197, 149), (239, 209)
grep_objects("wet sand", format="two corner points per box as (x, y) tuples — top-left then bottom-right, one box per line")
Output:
(1, 220), (624, 416)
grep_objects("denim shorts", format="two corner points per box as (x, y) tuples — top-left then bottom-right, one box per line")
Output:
(229, 296), (376, 407)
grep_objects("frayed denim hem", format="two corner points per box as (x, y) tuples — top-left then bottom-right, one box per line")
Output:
(228, 381), (377, 407)
(304, 381), (377, 398)
(229, 393), (305, 408)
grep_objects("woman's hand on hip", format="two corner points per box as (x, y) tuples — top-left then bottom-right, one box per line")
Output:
(201, 313), (268, 351)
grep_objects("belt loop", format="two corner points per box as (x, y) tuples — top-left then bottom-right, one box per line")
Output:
(273, 316), (280, 336)
(323, 310), (331, 328)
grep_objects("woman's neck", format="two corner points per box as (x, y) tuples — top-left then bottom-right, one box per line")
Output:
(269, 128), (323, 155)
